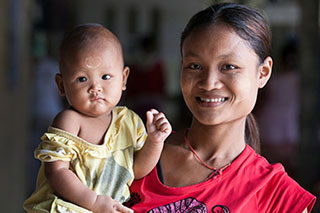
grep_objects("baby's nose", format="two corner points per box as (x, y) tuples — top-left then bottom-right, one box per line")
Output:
(89, 83), (102, 93)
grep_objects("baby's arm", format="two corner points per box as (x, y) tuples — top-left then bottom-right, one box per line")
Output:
(45, 110), (132, 213)
(45, 161), (132, 212)
(134, 109), (172, 179)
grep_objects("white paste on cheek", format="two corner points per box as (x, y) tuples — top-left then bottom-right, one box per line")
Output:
(84, 56), (102, 69)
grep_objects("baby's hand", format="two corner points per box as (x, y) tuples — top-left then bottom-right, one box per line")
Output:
(146, 109), (172, 144)
(92, 195), (133, 213)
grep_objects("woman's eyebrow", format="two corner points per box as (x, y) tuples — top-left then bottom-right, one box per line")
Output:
(182, 52), (200, 58)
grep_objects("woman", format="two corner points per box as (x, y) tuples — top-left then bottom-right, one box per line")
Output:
(126, 3), (316, 212)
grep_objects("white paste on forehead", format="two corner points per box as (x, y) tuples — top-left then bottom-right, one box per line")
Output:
(84, 56), (102, 69)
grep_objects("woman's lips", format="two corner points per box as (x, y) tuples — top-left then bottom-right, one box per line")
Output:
(196, 96), (228, 106)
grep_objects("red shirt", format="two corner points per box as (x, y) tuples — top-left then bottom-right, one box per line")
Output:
(126, 145), (316, 212)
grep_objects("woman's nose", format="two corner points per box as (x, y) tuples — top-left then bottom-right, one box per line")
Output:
(198, 70), (223, 91)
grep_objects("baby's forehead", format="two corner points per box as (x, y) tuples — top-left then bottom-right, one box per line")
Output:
(76, 36), (121, 55)
(61, 25), (122, 54)
(60, 26), (124, 74)
(73, 29), (120, 50)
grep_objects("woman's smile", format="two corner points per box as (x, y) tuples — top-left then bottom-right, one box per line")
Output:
(196, 96), (228, 107)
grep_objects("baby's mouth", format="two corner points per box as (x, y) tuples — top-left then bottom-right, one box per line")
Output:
(90, 95), (104, 101)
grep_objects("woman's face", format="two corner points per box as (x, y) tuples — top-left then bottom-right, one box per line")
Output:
(180, 23), (272, 126)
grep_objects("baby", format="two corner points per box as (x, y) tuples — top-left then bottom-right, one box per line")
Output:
(24, 23), (171, 213)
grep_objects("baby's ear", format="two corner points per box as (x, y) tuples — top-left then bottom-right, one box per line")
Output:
(122, 66), (130, 91)
(258, 56), (272, 89)
(55, 73), (65, 96)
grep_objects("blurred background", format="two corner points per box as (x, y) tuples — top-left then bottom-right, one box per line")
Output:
(0, 0), (319, 212)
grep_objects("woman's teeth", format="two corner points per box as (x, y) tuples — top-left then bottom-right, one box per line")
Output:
(200, 97), (226, 103)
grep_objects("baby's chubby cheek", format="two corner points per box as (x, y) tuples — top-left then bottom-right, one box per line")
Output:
(84, 56), (102, 69)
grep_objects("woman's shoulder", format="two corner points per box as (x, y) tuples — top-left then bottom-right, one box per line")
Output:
(240, 146), (316, 210)
(236, 145), (286, 179)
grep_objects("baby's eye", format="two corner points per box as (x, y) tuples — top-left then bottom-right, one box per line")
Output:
(102, 74), (111, 80)
(188, 63), (202, 70)
(222, 64), (237, 70)
(77, 77), (87, 82)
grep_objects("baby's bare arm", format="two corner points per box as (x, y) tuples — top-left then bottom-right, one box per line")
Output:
(134, 109), (172, 179)
(45, 161), (97, 210)
(45, 161), (133, 212)
(48, 110), (133, 212)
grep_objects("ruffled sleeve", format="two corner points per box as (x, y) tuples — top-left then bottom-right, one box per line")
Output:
(126, 108), (147, 151)
(35, 130), (77, 162)
(111, 107), (147, 152)
(134, 114), (147, 151)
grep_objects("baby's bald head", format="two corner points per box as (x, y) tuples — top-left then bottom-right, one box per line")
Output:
(59, 24), (123, 74)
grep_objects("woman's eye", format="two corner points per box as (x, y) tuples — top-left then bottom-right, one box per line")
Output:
(189, 64), (202, 70)
(222, 64), (236, 70)
(102, 74), (111, 80)
(77, 77), (87, 82)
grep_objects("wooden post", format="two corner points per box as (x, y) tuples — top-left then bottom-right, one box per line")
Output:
(298, 0), (320, 190)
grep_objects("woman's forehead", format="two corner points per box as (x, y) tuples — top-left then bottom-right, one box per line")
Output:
(182, 25), (246, 53)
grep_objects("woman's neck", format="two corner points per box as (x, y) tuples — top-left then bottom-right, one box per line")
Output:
(186, 118), (246, 168)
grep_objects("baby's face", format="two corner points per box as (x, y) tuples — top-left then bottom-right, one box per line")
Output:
(59, 42), (129, 117)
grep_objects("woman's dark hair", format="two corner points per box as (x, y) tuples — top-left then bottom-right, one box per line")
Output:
(180, 3), (271, 153)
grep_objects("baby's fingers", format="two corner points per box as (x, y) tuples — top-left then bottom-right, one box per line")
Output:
(146, 109), (172, 134)
(146, 109), (162, 129)
(146, 110), (155, 127)
(161, 123), (172, 134)
(153, 118), (172, 136)
(155, 116), (171, 132)
(114, 202), (133, 213)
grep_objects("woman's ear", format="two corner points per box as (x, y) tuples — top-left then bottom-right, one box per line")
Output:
(258, 56), (273, 89)
(55, 73), (65, 96)
(122, 66), (130, 91)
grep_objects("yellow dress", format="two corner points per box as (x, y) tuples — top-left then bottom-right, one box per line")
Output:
(24, 106), (147, 213)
